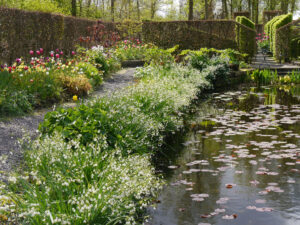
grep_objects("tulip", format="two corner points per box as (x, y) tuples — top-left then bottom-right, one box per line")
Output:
(56, 54), (60, 58)
(40, 48), (44, 54)
(60, 51), (63, 55)
(36, 51), (40, 55)
(72, 51), (76, 55)
(29, 50), (34, 55)
(16, 58), (21, 63)
(24, 66), (28, 71)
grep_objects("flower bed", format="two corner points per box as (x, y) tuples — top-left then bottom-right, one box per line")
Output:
(0, 47), (231, 224)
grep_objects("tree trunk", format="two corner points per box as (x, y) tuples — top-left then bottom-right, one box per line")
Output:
(291, 0), (296, 13)
(71, 0), (76, 16)
(222, 0), (228, 19)
(280, 0), (289, 14)
(204, 0), (208, 19)
(128, 0), (131, 19)
(111, 0), (115, 21)
(137, 0), (140, 20)
(151, 0), (156, 19)
(188, 0), (193, 20)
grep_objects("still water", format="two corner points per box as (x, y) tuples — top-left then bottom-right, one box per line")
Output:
(148, 85), (300, 225)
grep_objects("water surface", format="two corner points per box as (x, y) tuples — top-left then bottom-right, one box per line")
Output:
(148, 85), (300, 225)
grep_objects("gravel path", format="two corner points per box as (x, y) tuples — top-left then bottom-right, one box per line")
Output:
(0, 68), (136, 181)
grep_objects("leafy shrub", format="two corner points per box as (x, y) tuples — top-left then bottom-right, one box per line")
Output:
(77, 62), (103, 86)
(0, 90), (33, 116)
(57, 73), (92, 96)
(114, 39), (148, 61)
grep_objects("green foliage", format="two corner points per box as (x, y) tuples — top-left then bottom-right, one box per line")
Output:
(249, 69), (300, 86)
(235, 16), (256, 58)
(291, 37), (300, 59)
(77, 62), (103, 86)
(187, 51), (231, 87)
(114, 40), (149, 61)
(0, 0), (68, 14)
(272, 14), (293, 59)
(0, 69), (63, 116)
(144, 45), (177, 68)
(0, 62), (220, 224)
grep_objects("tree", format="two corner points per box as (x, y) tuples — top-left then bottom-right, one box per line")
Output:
(71, 0), (76, 16)
(188, 0), (194, 20)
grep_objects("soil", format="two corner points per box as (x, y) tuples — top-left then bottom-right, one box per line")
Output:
(0, 68), (136, 181)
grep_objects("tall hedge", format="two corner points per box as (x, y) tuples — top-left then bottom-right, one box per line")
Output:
(235, 16), (256, 58)
(291, 37), (300, 58)
(273, 14), (293, 59)
(265, 15), (283, 52)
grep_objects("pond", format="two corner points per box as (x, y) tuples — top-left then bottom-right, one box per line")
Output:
(147, 85), (300, 225)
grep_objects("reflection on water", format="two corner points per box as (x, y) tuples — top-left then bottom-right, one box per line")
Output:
(148, 85), (300, 225)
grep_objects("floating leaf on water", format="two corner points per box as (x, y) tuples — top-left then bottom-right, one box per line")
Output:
(246, 206), (257, 210)
(225, 183), (236, 189)
(201, 214), (211, 218)
(222, 215), (236, 220)
(216, 197), (229, 204)
(255, 199), (266, 204)
(168, 165), (179, 169)
(192, 197), (204, 202)
(250, 180), (260, 185)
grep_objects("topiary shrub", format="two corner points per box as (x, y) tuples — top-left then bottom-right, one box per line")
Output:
(265, 15), (283, 52)
(273, 14), (293, 60)
(235, 16), (256, 58)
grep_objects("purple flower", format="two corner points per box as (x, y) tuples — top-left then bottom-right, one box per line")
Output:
(16, 58), (21, 63)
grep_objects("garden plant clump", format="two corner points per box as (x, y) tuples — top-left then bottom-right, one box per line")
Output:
(0, 48), (108, 116)
(0, 46), (232, 224)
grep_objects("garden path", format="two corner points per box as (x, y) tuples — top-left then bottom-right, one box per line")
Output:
(251, 52), (300, 75)
(0, 68), (136, 181)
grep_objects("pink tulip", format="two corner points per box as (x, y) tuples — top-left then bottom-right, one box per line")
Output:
(29, 50), (34, 55)
(56, 54), (60, 58)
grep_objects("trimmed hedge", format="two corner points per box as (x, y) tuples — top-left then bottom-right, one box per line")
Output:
(264, 15), (283, 52)
(264, 14), (293, 60)
(291, 37), (300, 58)
(272, 14), (293, 59)
(235, 16), (256, 58)
(142, 20), (238, 50)
(0, 7), (119, 64)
